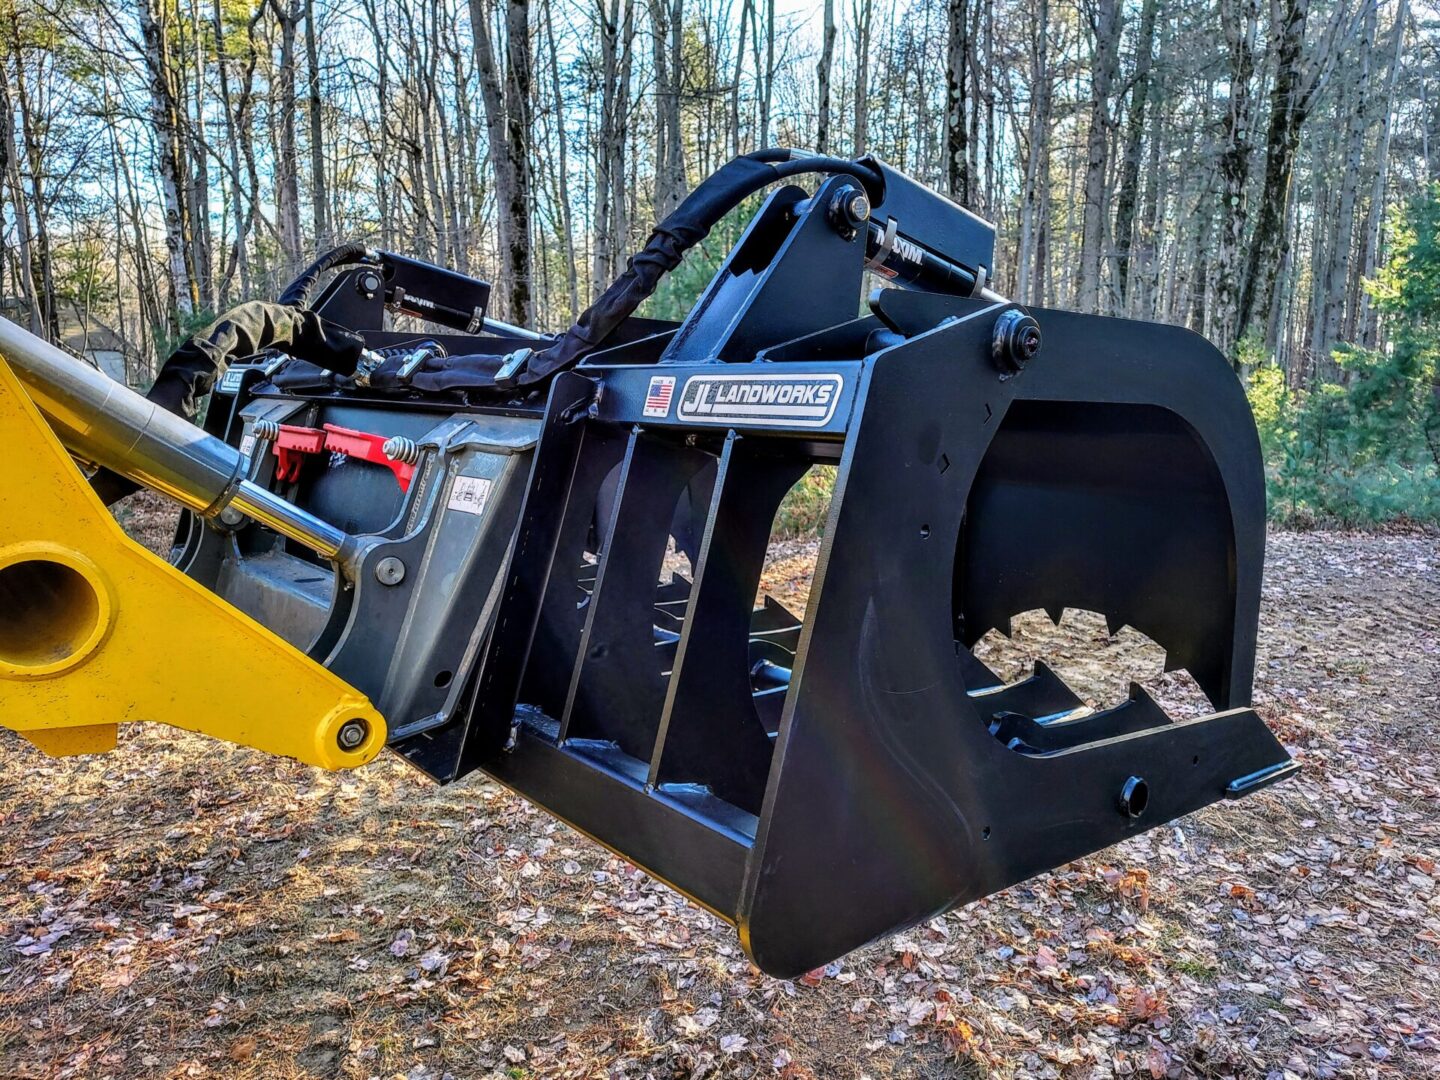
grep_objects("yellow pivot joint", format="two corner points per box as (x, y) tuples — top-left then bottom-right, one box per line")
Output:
(0, 354), (385, 769)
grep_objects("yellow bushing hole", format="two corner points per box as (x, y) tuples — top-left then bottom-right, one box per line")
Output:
(0, 550), (111, 678)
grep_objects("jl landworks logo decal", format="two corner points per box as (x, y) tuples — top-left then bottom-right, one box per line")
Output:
(676, 373), (843, 428)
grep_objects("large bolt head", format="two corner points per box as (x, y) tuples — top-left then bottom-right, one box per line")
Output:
(992, 309), (1043, 374)
(337, 718), (370, 751)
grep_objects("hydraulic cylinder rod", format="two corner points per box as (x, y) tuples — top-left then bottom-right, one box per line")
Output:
(0, 317), (349, 560)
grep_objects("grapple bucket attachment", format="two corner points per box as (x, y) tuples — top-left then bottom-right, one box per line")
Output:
(0, 153), (1295, 979)
(386, 175), (1295, 977)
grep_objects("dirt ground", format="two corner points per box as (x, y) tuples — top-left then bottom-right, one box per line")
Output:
(1, 497), (1437, 1079)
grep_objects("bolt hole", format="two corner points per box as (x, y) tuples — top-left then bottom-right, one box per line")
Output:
(434, 670), (453, 689)
(920, 524), (931, 539)
(981, 825), (991, 840)
(0, 559), (101, 671)
(1119, 776), (1149, 818)
(1192, 755), (1200, 767)
(590, 643), (608, 660)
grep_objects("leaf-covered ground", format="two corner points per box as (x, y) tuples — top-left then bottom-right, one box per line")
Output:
(1, 502), (1437, 1079)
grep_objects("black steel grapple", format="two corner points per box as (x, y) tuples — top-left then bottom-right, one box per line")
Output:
(1, 151), (1295, 978)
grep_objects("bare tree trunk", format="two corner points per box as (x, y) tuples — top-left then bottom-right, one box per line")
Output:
(1235, 0), (1320, 350)
(590, 0), (632, 293)
(541, 0), (578, 320)
(758, 0), (773, 145)
(270, 0), (305, 275)
(1017, 0), (1050, 305)
(1312, 0), (1375, 377)
(0, 58), (39, 335)
(304, 0), (329, 251)
(1113, 0), (1157, 312)
(140, 0), (197, 329)
(501, 0), (535, 321)
(186, 0), (214, 312)
(851, 0), (871, 154)
(816, 0), (835, 152)
(1214, 0), (1258, 356)
(943, 0), (969, 202)
(648, 0), (684, 217)
(731, 0), (749, 158)
(1359, 0), (1405, 347)
(1076, 0), (1120, 313)
(469, 0), (533, 321)
(665, 0), (683, 202)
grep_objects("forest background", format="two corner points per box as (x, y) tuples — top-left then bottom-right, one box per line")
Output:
(1, 0), (1438, 523)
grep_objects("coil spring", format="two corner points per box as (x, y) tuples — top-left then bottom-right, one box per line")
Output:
(382, 436), (421, 464)
(252, 419), (280, 441)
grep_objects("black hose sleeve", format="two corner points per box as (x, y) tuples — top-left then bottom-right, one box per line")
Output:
(277, 242), (373, 308)
(507, 150), (881, 387)
(146, 302), (364, 419)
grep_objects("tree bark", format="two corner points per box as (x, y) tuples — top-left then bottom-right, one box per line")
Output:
(1311, 0), (1375, 378)
(140, 0), (198, 328)
(943, 0), (969, 203)
(1235, 0), (1316, 351)
(1359, 0), (1406, 347)
(1214, 0), (1258, 356)
(851, 0), (871, 154)
(270, 0), (305, 276)
(1076, 0), (1120, 313)
(1113, 0), (1157, 311)
(304, 0), (329, 251)
(816, 0), (835, 153)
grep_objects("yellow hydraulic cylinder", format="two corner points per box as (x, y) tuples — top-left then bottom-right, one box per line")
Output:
(0, 354), (385, 769)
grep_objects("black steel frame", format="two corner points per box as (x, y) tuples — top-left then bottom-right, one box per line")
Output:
(359, 172), (1298, 978)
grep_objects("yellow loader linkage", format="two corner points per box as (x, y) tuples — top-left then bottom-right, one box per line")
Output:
(0, 353), (384, 768)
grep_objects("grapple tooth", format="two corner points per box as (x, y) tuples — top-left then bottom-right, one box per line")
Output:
(1044, 603), (1065, 625)
(1105, 612), (1126, 636)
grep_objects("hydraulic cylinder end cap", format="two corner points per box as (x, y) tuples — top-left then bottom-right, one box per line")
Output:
(992, 308), (1043, 374)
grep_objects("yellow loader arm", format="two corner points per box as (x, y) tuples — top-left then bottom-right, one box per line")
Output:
(0, 354), (385, 768)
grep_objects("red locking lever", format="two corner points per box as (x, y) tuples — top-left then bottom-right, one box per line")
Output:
(270, 424), (327, 483)
(321, 424), (416, 492)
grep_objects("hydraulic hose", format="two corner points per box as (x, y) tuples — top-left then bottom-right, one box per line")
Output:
(278, 242), (375, 308)
(497, 149), (884, 388)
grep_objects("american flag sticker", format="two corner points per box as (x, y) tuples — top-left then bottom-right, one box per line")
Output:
(643, 375), (676, 418)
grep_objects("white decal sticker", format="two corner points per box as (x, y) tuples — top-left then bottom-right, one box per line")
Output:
(643, 375), (676, 418)
(239, 433), (257, 458)
(677, 373), (844, 428)
(447, 475), (494, 516)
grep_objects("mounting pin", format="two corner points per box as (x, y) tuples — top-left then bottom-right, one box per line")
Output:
(374, 556), (406, 586)
(337, 718), (370, 751)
